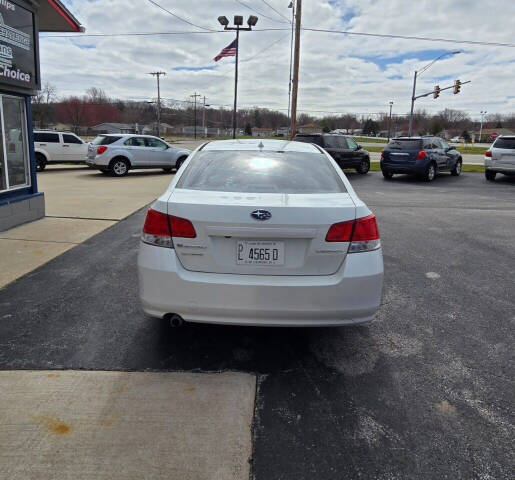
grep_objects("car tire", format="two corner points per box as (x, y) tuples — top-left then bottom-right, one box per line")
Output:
(356, 158), (370, 174)
(109, 158), (129, 177)
(382, 170), (393, 180)
(36, 153), (46, 171)
(175, 156), (187, 171)
(423, 162), (437, 182)
(451, 159), (462, 176)
(485, 170), (496, 181)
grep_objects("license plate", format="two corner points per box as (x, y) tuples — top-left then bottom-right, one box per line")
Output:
(236, 240), (284, 266)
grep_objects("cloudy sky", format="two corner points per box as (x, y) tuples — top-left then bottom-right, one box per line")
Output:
(40, 0), (514, 119)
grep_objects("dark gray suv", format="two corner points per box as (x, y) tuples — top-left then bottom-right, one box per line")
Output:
(294, 134), (371, 174)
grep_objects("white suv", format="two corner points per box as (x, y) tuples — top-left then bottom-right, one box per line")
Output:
(484, 136), (515, 181)
(34, 130), (89, 171)
(86, 134), (190, 177)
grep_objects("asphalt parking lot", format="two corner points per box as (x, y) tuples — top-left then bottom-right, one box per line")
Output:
(1, 171), (514, 479)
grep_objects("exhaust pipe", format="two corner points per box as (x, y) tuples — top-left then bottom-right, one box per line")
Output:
(164, 313), (184, 328)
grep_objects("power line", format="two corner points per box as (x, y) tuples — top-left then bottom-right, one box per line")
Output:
(242, 33), (290, 62)
(260, 0), (292, 23)
(146, 0), (216, 32)
(40, 27), (515, 48)
(302, 27), (515, 48)
(234, 0), (290, 25)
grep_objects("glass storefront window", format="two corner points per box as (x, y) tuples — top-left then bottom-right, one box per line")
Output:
(0, 95), (30, 192)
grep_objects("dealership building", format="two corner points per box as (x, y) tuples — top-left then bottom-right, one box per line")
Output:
(0, 0), (82, 231)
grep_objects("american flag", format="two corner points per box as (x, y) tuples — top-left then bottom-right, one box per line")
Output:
(213, 39), (238, 62)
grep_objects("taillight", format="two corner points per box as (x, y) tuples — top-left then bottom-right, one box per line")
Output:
(485, 150), (492, 157)
(97, 145), (107, 155)
(168, 215), (196, 238)
(142, 208), (172, 248)
(326, 220), (354, 242)
(326, 214), (381, 253)
(141, 209), (196, 248)
(380, 149), (384, 159)
(417, 150), (427, 160)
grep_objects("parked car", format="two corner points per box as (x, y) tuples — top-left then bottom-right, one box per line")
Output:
(380, 136), (462, 182)
(484, 136), (515, 181)
(86, 134), (190, 176)
(138, 139), (383, 328)
(34, 130), (89, 171)
(293, 133), (371, 174)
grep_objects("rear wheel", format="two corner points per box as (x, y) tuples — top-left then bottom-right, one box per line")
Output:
(175, 156), (187, 171)
(356, 158), (370, 174)
(485, 170), (496, 181)
(423, 162), (436, 182)
(110, 158), (129, 177)
(451, 159), (462, 176)
(382, 170), (393, 180)
(36, 153), (46, 171)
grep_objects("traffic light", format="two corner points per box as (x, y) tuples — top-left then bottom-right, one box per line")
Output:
(433, 85), (440, 99)
(453, 79), (461, 94)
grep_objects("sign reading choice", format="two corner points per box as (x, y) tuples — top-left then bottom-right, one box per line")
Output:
(0, 0), (37, 90)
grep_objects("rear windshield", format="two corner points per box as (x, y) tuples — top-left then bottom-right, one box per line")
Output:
(493, 137), (515, 149)
(176, 150), (346, 194)
(91, 135), (121, 146)
(386, 138), (423, 150)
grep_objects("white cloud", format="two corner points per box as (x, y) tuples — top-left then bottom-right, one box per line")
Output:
(39, 0), (515, 119)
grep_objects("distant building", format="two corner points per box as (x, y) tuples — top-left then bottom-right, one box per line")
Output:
(275, 127), (290, 137)
(251, 127), (274, 137)
(470, 128), (515, 143)
(142, 122), (175, 135)
(90, 123), (136, 134)
(297, 123), (322, 134)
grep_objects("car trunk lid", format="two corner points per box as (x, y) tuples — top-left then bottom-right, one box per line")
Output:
(167, 189), (356, 276)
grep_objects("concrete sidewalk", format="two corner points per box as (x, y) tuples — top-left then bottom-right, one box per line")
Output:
(0, 370), (255, 480)
(0, 166), (173, 288)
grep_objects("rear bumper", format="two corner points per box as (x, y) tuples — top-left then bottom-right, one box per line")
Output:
(336, 158), (368, 169)
(485, 158), (515, 173)
(137, 242), (384, 327)
(381, 160), (427, 174)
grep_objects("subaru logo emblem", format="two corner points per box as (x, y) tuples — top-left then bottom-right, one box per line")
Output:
(251, 209), (271, 221)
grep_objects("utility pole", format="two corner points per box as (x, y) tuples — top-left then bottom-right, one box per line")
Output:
(202, 96), (206, 137)
(148, 72), (166, 137)
(287, 1), (295, 130)
(387, 101), (393, 141)
(290, 0), (302, 139)
(190, 92), (201, 139)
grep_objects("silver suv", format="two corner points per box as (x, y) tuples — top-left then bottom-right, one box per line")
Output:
(86, 134), (190, 177)
(484, 136), (515, 181)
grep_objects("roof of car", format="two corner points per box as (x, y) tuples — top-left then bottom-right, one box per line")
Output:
(97, 133), (158, 138)
(202, 139), (322, 153)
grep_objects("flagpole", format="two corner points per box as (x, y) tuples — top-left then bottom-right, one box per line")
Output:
(232, 28), (239, 140)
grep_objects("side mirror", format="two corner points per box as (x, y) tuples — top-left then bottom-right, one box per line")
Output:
(445, 146), (453, 152)
(356, 144), (362, 150)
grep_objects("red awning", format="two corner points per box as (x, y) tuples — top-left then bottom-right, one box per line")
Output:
(38, 0), (84, 33)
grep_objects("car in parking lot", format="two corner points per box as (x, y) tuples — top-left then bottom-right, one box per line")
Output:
(484, 136), (515, 181)
(34, 130), (89, 171)
(138, 139), (383, 327)
(380, 136), (462, 181)
(86, 134), (190, 176)
(293, 133), (371, 174)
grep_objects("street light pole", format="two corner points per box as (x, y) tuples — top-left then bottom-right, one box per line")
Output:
(408, 51), (461, 137)
(217, 15), (258, 139)
(408, 71), (417, 137)
(290, 0), (302, 140)
(190, 92), (201, 139)
(388, 101), (393, 141)
(479, 110), (487, 143)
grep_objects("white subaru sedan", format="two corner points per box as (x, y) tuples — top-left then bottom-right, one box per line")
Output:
(137, 139), (383, 327)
